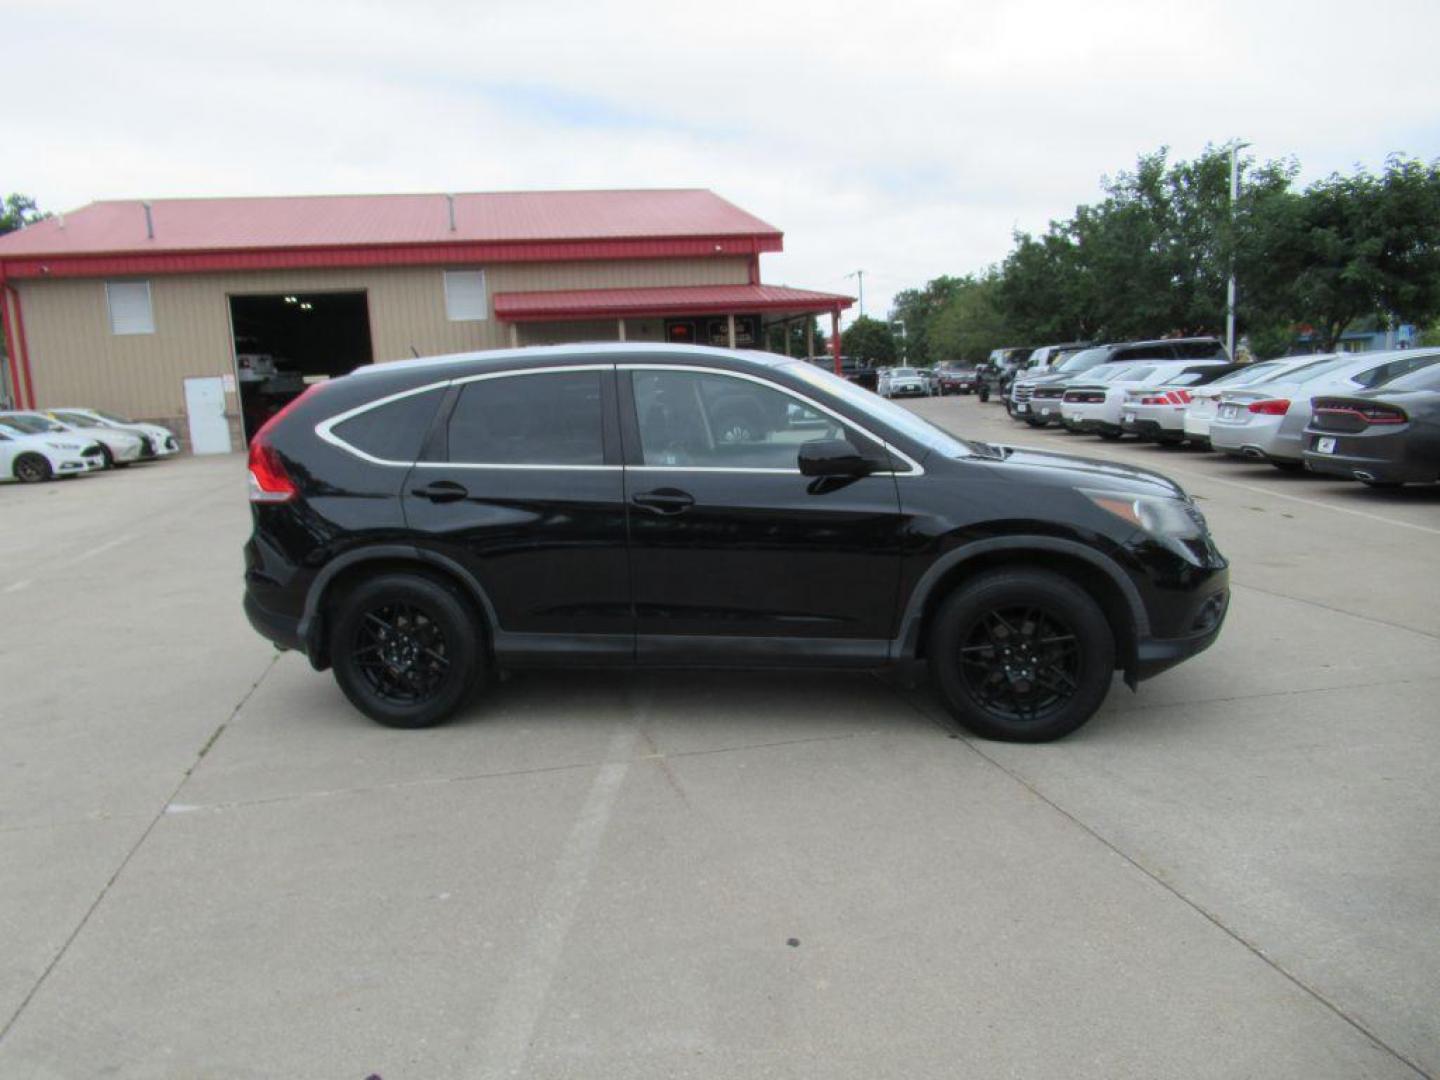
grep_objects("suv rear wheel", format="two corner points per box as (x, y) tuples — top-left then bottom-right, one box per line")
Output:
(929, 569), (1115, 742)
(330, 572), (484, 728)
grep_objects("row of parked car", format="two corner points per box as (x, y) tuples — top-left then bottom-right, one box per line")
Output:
(0, 408), (180, 484)
(980, 338), (1440, 488)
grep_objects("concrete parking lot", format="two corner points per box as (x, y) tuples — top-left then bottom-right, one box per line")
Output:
(1, 396), (1437, 1079)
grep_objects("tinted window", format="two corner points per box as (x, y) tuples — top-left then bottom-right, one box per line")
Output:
(1354, 354), (1440, 389)
(1114, 344), (1175, 362)
(1211, 361), (1284, 387)
(1374, 363), (1440, 392)
(633, 370), (854, 470)
(333, 389), (445, 462)
(449, 371), (604, 465)
(1056, 348), (1110, 373)
(1172, 340), (1227, 359)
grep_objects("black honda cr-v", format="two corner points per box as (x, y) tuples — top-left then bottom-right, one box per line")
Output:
(244, 343), (1229, 741)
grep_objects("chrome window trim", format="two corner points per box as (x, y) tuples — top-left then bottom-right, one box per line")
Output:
(317, 360), (925, 476)
(619, 363), (925, 476)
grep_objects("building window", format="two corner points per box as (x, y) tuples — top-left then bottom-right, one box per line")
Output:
(106, 281), (155, 335)
(444, 270), (487, 322)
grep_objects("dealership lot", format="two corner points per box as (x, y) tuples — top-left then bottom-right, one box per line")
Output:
(1, 398), (1438, 1078)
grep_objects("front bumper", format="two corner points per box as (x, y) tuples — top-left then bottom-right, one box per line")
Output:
(1131, 571), (1230, 683)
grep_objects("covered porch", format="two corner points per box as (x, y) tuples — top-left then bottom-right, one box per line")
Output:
(492, 283), (855, 370)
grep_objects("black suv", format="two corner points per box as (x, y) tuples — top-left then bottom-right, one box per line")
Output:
(244, 344), (1229, 742)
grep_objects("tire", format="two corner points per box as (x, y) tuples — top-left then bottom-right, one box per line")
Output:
(98, 444), (115, 469)
(13, 453), (52, 484)
(1099, 431), (1123, 441)
(1271, 459), (1305, 472)
(978, 386), (989, 403)
(1361, 479), (1403, 489)
(329, 572), (485, 728)
(1024, 417), (1048, 428)
(928, 569), (1116, 742)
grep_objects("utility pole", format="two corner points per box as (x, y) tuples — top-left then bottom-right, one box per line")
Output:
(1226, 140), (1251, 361)
(845, 270), (865, 320)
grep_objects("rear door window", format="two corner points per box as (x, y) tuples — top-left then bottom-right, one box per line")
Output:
(448, 370), (605, 465)
(331, 388), (445, 463)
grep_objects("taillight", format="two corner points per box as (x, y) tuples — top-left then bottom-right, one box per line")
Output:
(248, 439), (295, 503)
(246, 383), (329, 504)
(1357, 403), (1407, 424)
(1247, 398), (1291, 415)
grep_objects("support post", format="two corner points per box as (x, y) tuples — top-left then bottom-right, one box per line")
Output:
(617, 318), (626, 342)
(509, 323), (519, 348)
(806, 317), (815, 360)
(831, 308), (842, 376)
(727, 313), (736, 348)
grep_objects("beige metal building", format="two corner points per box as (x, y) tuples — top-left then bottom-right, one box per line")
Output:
(0, 190), (852, 451)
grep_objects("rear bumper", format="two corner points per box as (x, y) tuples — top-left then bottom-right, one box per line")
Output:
(244, 589), (302, 652)
(1303, 450), (1434, 484)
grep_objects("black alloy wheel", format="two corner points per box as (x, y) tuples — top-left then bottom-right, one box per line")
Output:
(330, 573), (484, 728)
(929, 569), (1115, 742)
(13, 453), (52, 484)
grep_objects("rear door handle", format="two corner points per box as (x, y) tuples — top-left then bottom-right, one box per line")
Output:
(631, 487), (695, 515)
(411, 480), (469, 503)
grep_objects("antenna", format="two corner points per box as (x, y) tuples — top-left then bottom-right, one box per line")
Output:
(844, 269), (865, 319)
(142, 201), (155, 240)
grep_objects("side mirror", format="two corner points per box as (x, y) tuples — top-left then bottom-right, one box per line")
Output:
(798, 438), (879, 477)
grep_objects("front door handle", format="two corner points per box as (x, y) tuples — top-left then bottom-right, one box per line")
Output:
(631, 487), (695, 515)
(411, 480), (469, 504)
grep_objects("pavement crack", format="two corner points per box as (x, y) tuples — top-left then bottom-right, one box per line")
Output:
(0, 651), (283, 1048)
(882, 680), (1432, 1080)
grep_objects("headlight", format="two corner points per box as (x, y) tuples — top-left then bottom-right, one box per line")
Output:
(1083, 490), (1209, 562)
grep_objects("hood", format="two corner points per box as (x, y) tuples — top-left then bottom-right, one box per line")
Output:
(978, 443), (1188, 500)
(92, 428), (143, 447)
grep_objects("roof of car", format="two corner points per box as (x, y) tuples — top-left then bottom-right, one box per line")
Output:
(347, 342), (796, 379)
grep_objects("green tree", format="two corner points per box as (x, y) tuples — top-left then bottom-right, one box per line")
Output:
(0, 194), (46, 235)
(841, 316), (897, 364)
(926, 273), (1013, 362)
(888, 276), (965, 365)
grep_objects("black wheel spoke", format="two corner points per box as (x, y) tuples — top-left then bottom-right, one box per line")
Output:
(957, 603), (1082, 725)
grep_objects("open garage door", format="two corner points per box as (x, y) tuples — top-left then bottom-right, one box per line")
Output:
(230, 291), (373, 442)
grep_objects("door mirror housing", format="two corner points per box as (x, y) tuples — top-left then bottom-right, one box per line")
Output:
(798, 438), (880, 477)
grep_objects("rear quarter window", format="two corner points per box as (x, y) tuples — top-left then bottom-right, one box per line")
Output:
(331, 388), (444, 462)
(448, 371), (604, 465)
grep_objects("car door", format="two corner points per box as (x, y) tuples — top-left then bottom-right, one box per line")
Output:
(402, 364), (633, 658)
(619, 363), (907, 664)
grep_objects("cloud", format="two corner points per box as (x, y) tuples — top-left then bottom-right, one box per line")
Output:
(3, 0), (1438, 323)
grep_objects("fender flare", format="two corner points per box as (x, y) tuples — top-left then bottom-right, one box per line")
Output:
(894, 536), (1149, 659)
(297, 544), (500, 666)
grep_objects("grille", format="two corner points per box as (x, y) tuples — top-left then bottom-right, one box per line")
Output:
(1013, 383), (1035, 403)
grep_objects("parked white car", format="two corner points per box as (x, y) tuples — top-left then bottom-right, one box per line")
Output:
(45, 408), (180, 459)
(1210, 350), (1440, 468)
(0, 421), (105, 482)
(878, 367), (932, 399)
(0, 410), (145, 468)
(1060, 360), (1229, 439)
(1181, 357), (1324, 447)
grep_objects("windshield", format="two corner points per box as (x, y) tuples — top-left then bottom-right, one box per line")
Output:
(1374, 363), (1440, 392)
(785, 362), (980, 459)
(1207, 361), (1284, 387)
(892, 368), (919, 378)
(0, 414), (64, 434)
(1255, 355), (1349, 386)
(1354, 353), (1440, 389)
(1055, 348), (1109, 374)
(52, 411), (98, 427)
(94, 410), (133, 424)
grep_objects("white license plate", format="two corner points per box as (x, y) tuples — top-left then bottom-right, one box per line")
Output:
(1015, 403), (1028, 414)
(1123, 411), (1135, 424)
(1219, 404), (1240, 419)
(1315, 436), (1337, 454)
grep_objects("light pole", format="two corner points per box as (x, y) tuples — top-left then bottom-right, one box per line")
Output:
(1226, 140), (1251, 360)
(845, 269), (866, 320)
(893, 319), (906, 365)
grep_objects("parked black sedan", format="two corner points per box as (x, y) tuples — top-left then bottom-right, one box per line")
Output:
(243, 344), (1229, 742)
(1302, 364), (1440, 487)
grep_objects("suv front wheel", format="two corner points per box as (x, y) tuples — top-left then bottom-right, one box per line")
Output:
(928, 569), (1115, 742)
(330, 572), (485, 728)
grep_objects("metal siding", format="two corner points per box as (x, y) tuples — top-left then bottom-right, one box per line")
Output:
(15, 257), (751, 424)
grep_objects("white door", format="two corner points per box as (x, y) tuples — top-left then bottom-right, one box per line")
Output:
(183, 377), (232, 455)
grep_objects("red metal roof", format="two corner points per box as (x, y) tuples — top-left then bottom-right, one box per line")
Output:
(0, 190), (780, 259)
(494, 283), (853, 321)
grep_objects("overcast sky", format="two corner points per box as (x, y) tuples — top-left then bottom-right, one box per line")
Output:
(5, 0), (1438, 325)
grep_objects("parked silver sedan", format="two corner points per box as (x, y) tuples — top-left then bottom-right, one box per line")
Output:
(1210, 350), (1440, 469)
